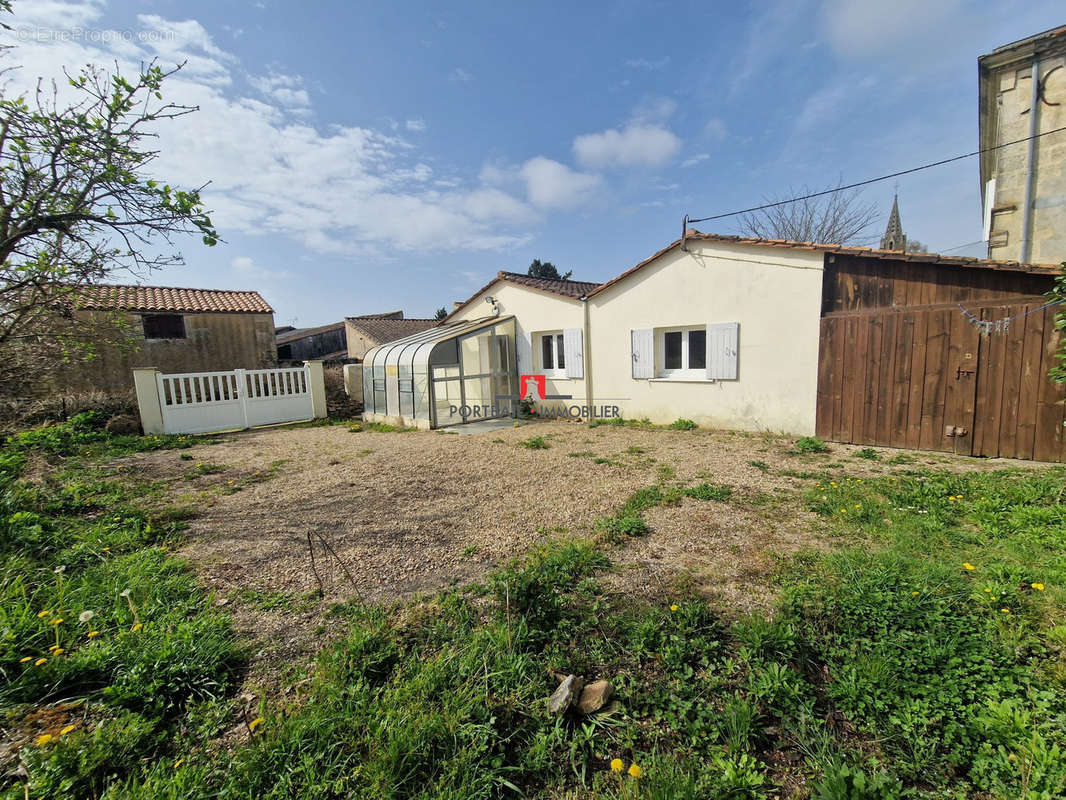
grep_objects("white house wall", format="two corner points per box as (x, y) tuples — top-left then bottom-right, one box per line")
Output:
(588, 241), (824, 434)
(451, 281), (586, 403)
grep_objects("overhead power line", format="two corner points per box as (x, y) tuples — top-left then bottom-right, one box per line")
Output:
(685, 125), (1066, 225)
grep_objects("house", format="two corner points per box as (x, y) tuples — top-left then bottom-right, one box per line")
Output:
(59, 284), (276, 394)
(979, 25), (1066, 263)
(276, 321), (349, 362)
(360, 233), (1065, 461)
(344, 311), (439, 360)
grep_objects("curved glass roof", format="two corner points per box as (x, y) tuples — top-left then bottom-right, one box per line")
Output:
(363, 315), (511, 370)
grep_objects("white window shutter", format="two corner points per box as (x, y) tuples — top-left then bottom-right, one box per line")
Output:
(706, 322), (739, 380)
(516, 331), (533, 376)
(563, 328), (583, 379)
(631, 329), (653, 379)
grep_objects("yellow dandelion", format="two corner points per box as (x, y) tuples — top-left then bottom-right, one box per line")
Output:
(830, 482), (838, 487)
(248, 717), (264, 732)
(35, 734), (53, 746)
(854, 504), (861, 509)
(174, 759), (184, 769)
(840, 508), (847, 514)
(20, 656), (32, 663)
(87, 630), (99, 639)
(628, 763), (642, 779)
(670, 604), (679, 612)
(948, 497), (956, 502)
(963, 563), (975, 571)
(985, 588), (992, 593)
(113, 517), (120, 522)
(1032, 583), (1045, 591)
(610, 758), (624, 773)
(37, 610), (51, 618)
(52, 648), (65, 655)
(911, 591), (919, 596)
(48, 644), (61, 652)
(34, 658), (46, 666)
(49, 618), (63, 626)
(59, 725), (75, 735)
(1001, 608), (1010, 614)
(130, 623), (143, 633)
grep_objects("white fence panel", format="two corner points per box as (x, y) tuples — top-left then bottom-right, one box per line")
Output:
(244, 367), (313, 427)
(156, 366), (314, 435)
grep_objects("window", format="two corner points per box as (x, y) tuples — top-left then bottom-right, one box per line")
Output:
(657, 327), (707, 378)
(142, 313), (186, 340)
(538, 332), (565, 376)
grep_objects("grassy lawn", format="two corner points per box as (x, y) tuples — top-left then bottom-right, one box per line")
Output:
(1, 419), (1064, 798)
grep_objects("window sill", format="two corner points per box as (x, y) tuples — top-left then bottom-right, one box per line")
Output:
(649, 376), (718, 384)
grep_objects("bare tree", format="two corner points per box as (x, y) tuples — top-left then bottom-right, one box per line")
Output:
(736, 182), (880, 245)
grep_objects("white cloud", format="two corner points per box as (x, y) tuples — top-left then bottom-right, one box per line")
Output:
(2, 5), (537, 256)
(231, 255), (287, 280)
(631, 96), (677, 123)
(681, 153), (710, 168)
(249, 71), (311, 109)
(11, 0), (104, 28)
(449, 67), (472, 82)
(819, 0), (964, 59)
(795, 76), (876, 132)
(518, 157), (601, 209)
(405, 118), (426, 131)
(573, 124), (681, 169)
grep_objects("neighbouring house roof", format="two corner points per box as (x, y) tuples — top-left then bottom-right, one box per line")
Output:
(345, 314), (438, 344)
(354, 310), (404, 320)
(72, 284), (274, 313)
(276, 320), (346, 345)
(443, 270), (601, 322)
(584, 230), (1064, 299)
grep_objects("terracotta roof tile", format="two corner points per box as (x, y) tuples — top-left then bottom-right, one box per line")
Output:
(495, 271), (601, 298)
(74, 284), (274, 313)
(442, 270), (601, 322)
(345, 315), (438, 344)
(585, 231), (1063, 298)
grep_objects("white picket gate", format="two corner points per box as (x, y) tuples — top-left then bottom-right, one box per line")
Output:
(155, 366), (315, 434)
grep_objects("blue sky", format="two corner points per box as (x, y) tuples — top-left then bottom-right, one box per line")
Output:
(5, 1), (1064, 326)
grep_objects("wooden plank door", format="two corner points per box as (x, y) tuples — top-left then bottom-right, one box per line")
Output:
(941, 309), (980, 455)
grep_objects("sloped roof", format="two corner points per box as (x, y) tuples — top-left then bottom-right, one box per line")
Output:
(276, 320), (346, 344)
(495, 271), (601, 298)
(585, 230), (1063, 298)
(73, 284), (274, 313)
(443, 270), (601, 322)
(345, 315), (438, 344)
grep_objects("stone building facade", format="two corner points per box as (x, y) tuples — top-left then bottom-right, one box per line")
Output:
(60, 285), (277, 394)
(979, 26), (1066, 264)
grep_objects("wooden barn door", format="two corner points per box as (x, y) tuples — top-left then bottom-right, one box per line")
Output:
(972, 301), (1066, 461)
(818, 302), (1066, 461)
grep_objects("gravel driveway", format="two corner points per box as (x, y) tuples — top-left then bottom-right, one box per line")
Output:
(115, 420), (1041, 688)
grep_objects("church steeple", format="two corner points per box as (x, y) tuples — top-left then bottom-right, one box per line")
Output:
(880, 195), (907, 251)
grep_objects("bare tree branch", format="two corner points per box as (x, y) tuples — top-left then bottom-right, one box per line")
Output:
(736, 181), (880, 245)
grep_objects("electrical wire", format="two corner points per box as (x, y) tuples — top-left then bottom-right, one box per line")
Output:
(936, 239), (988, 253)
(686, 125), (1066, 225)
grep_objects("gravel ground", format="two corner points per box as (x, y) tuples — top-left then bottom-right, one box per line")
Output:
(114, 420), (1051, 688)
